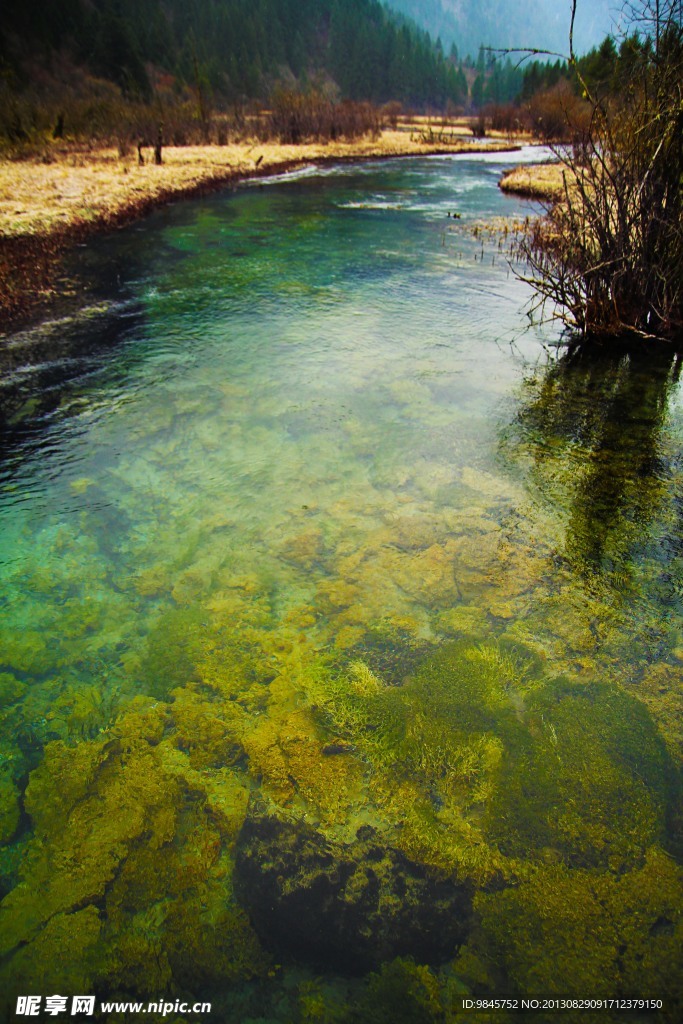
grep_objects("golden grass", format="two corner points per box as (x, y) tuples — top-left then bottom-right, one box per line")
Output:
(399, 115), (535, 141)
(498, 162), (566, 201)
(0, 132), (520, 239)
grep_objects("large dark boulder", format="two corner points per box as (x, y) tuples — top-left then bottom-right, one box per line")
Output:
(233, 803), (473, 973)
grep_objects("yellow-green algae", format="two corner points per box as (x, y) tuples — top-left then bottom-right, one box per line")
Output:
(0, 769), (20, 846)
(456, 849), (683, 1007)
(2, 504), (682, 1017)
(1, 615), (679, 1016)
(0, 692), (267, 1001)
(2, 486), (682, 1019)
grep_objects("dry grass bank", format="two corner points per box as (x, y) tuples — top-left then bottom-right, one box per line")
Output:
(0, 133), (520, 238)
(498, 162), (565, 201)
(0, 131), (522, 327)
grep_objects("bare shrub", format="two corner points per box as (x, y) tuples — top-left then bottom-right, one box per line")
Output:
(485, 102), (529, 133)
(382, 101), (403, 129)
(266, 89), (380, 143)
(527, 80), (591, 141)
(472, 113), (487, 137)
(520, 0), (683, 341)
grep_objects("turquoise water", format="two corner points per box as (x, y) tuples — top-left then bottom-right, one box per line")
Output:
(0, 149), (681, 1022)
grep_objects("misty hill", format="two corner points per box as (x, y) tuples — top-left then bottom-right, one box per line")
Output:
(385, 0), (615, 58)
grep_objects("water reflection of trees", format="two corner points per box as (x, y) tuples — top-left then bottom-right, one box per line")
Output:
(503, 343), (683, 584)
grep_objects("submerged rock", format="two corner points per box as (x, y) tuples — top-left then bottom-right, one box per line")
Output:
(233, 802), (473, 973)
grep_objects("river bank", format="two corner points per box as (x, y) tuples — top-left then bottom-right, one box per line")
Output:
(498, 160), (565, 200)
(0, 131), (526, 329)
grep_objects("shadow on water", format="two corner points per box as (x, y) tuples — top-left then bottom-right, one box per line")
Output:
(503, 340), (683, 587)
(0, 304), (150, 501)
(0, 209), (197, 483)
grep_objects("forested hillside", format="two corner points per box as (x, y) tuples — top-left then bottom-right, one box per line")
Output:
(0, 0), (626, 146)
(0, 0), (468, 109)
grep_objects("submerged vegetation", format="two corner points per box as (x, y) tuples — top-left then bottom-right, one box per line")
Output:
(1, 622), (681, 1018)
(1, 299), (683, 1016)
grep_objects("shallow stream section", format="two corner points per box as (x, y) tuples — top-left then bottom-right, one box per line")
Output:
(0, 148), (682, 1022)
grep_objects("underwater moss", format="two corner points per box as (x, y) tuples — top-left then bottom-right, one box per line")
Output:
(457, 848), (683, 1019)
(340, 622), (436, 687)
(0, 739), (179, 957)
(137, 604), (276, 708)
(436, 605), (492, 641)
(138, 607), (208, 698)
(280, 527), (327, 570)
(637, 661), (683, 763)
(303, 640), (535, 881)
(170, 685), (244, 770)
(2, 905), (102, 995)
(303, 636), (679, 889)
(328, 640), (529, 788)
(0, 770), (20, 846)
(0, 672), (27, 706)
(5, 622), (671, 1007)
(352, 958), (443, 1024)
(0, 693), (267, 1001)
(46, 681), (119, 741)
(0, 499), (679, 1008)
(485, 677), (677, 868)
(0, 628), (52, 675)
(241, 698), (365, 826)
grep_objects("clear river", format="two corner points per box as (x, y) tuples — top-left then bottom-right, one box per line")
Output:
(0, 148), (681, 1023)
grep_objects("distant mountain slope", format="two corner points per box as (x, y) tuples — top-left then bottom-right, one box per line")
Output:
(0, 0), (466, 108)
(385, 0), (616, 57)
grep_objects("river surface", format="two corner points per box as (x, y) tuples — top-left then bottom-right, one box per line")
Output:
(0, 148), (681, 1022)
